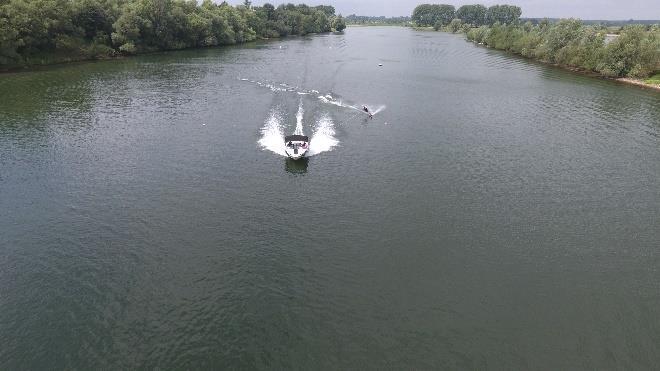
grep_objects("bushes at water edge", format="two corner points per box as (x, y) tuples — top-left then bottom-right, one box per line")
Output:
(466, 20), (660, 78)
(411, 3), (659, 79)
(0, 0), (347, 68)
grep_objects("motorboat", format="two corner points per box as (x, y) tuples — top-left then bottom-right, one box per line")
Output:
(284, 135), (309, 160)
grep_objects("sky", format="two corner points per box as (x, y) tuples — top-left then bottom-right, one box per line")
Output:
(226, 0), (660, 20)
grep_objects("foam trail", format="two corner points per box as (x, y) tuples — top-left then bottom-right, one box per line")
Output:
(318, 96), (363, 113)
(241, 79), (382, 113)
(318, 95), (353, 109)
(258, 110), (287, 157)
(317, 95), (387, 117)
(295, 100), (304, 135)
(308, 115), (339, 156)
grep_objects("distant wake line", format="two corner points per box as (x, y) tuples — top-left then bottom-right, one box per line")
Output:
(240, 78), (318, 95)
(317, 95), (386, 117)
(241, 78), (386, 117)
(258, 106), (338, 158)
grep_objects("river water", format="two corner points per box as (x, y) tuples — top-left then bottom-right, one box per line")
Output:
(1, 27), (659, 369)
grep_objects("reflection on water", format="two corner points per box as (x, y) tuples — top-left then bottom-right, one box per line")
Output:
(0, 66), (94, 128)
(285, 157), (308, 174)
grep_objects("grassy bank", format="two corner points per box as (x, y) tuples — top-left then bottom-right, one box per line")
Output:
(616, 77), (660, 91)
(646, 73), (660, 85)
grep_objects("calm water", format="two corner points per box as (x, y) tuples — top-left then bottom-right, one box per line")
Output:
(1, 27), (659, 369)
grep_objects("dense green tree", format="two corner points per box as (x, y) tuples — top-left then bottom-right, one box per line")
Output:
(535, 18), (583, 62)
(260, 3), (275, 20)
(447, 18), (463, 33)
(344, 15), (411, 25)
(332, 14), (346, 31)
(467, 25), (490, 43)
(412, 4), (454, 27)
(435, 4), (455, 26)
(455, 4), (486, 26)
(315, 5), (334, 17)
(0, 0), (341, 67)
(600, 25), (660, 77)
(0, 0), (78, 63)
(485, 4), (521, 25)
(412, 4), (432, 26)
(72, 0), (115, 39)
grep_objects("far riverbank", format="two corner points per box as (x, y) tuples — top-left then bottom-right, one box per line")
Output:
(410, 24), (660, 91)
(466, 38), (660, 92)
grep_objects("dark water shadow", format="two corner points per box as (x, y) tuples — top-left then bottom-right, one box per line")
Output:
(285, 157), (308, 174)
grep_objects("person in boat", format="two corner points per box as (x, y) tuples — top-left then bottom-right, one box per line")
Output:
(363, 105), (373, 119)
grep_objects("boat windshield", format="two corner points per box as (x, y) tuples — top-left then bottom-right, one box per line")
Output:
(287, 142), (308, 149)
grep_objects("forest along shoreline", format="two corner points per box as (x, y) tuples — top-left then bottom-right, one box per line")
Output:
(0, 1), (346, 72)
(409, 4), (660, 92)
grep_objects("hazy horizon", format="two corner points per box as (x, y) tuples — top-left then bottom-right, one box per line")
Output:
(225, 0), (660, 20)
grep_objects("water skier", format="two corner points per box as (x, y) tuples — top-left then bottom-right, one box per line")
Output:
(363, 105), (373, 119)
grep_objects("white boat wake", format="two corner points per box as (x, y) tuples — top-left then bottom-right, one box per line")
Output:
(308, 115), (339, 157)
(258, 109), (287, 157)
(294, 100), (304, 135)
(258, 104), (339, 158)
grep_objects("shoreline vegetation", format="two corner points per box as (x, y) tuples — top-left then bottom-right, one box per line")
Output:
(345, 15), (411, 27)
(410, 3), (660, 91)
(0, 0), (346, 71)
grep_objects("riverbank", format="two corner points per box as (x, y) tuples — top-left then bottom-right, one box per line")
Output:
(0, 33), (341, 74)
(0, 1), (346, 72)
(645, 73), (660, 85)
(463, 39), (660, 92)
(616, 77), (660, 91)
(462, 21), (659, 92)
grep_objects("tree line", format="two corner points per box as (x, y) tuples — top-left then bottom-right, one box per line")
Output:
(345, 15), (411, 26)
(412, 4), (521, 29)
(0, 0), (346, 68)
(412, 4), (659, 79)
(467, 20), (659, 78)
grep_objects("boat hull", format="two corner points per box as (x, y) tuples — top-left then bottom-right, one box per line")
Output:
(284, 135), (310, 160)
(285, 147), (308, 160)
